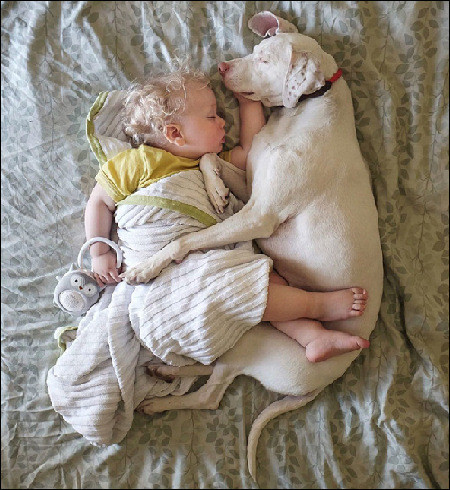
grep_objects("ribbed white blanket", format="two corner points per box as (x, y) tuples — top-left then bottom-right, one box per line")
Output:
(47, 169), (271, 445)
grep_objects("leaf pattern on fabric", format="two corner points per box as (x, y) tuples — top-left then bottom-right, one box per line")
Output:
(1, 1), (448, 488)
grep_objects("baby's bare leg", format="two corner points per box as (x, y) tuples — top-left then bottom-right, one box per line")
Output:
(265, 273), (369, 362)
(262, 276), (368, 323)
(272, 319), (370, 363)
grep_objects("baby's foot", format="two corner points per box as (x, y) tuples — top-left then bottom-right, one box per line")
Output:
(305, 330), (370, 363)
(314, 287), (368, 322)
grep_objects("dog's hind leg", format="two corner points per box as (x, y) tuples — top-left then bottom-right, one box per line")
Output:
(145, 362), (214, 383)
(137, 364), (237, 414)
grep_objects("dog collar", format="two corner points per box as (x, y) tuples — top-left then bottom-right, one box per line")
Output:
(297, 68), (343, 104)
(327, 68), (343, 83)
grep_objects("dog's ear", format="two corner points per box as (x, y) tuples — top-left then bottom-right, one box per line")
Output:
(283, 50), (325, 108)
(248, 11), (298, 37)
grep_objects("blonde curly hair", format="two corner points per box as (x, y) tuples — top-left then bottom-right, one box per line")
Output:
(123, 65), (209, 148)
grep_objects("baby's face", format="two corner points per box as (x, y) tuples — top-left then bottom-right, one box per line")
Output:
(177, 82), (226, 158)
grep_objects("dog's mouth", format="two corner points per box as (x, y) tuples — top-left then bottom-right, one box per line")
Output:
(241, 91), (255, 96)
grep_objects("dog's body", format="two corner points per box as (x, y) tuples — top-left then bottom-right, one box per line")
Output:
(248, 80), (382, 317)
(132, 12), (383, 480)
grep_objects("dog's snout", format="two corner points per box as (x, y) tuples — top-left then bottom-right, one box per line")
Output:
(218, 62), (229, 75)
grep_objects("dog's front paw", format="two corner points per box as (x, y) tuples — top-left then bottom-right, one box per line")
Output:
(206, 174), (229, 214)
(200, 154), (229, 213)
(136, 399), (157, 415)
(121, 242), (187, 285)
(122, 259), (164, 285)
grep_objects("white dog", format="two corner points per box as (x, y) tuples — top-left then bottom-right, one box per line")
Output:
(131, 12), (384, 480)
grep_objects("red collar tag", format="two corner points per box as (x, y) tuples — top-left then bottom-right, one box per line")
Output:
(327, 69), (343, 84)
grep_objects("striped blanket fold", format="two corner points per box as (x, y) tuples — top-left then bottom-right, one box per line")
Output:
(47, 169), (272, 445)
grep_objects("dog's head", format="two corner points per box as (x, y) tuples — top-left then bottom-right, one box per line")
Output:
(219, 11), (337, 108)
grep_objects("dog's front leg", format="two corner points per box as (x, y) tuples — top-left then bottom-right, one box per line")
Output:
(217, 156), (249, 203)
(124, 201), (280, 284)
(122, 239), (187, 284)
(200, 153), (248, 204)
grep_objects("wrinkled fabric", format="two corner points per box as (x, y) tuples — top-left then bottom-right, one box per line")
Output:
(2, 2), (448, 488)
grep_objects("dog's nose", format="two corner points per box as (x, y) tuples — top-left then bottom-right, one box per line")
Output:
(218, 62), (229, 75)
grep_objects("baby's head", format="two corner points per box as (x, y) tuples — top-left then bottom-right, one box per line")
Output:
(124, 67), (226, 159)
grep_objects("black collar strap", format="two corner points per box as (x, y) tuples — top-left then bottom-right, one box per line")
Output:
(297, 69), (343, 104)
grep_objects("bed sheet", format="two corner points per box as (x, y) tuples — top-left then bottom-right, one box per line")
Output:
(1, 1), (448, 488)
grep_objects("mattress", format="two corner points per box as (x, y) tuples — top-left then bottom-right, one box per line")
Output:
(1, 2), (448, 488)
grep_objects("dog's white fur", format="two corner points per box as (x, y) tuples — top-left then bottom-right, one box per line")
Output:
(132, 12), (384, 480)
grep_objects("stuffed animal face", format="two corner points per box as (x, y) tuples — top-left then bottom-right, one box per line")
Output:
(54, 268), (101, 316)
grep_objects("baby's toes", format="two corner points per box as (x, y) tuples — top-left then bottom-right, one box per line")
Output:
(349, 308), (364, 317)
(351, 287), (368, 300)
(356, 337), (370, 349)
(353, 298), (367, 307)
(350, 299), (366, 317)
(352, 302), (366, 311)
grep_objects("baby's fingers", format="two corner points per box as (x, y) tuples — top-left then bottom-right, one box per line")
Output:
(94, 273), (107, 288)
(109, 269), (122, 283)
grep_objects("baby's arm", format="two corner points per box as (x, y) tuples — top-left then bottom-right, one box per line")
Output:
(85, 183), (121, 286)
(229, 94), (266, 170)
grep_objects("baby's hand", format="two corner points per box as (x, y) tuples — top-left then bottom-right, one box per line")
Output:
(91, 250), (122, 287)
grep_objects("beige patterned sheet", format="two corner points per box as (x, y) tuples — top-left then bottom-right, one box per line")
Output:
(1, 2), (448, 488)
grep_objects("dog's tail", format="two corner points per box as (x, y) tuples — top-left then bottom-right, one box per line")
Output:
(247, 390), (320, 481)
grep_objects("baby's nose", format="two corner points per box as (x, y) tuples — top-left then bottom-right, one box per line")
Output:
(218, 62), (229, 75)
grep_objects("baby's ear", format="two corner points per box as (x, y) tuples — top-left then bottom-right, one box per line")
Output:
(163, 124), (185, 146)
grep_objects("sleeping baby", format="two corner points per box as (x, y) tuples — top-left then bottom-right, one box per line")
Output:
(84, 64), (370, 363)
